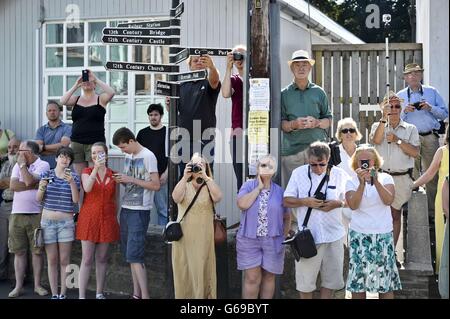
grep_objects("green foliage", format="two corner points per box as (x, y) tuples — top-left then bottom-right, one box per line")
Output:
(308, 0), (415, 42)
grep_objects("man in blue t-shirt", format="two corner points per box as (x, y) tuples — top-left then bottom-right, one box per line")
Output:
(35, 101), (72, 169)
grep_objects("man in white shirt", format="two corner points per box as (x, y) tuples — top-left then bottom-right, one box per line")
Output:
(284, 142), (346, 299)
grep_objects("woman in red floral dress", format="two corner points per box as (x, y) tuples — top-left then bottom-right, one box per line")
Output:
(76, 142), (119, 299)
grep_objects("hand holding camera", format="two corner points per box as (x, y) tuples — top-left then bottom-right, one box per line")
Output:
(304, 197), (325, 209)
(95, 152), (106, 168)
(38, 178), (49, 191)
(63, 168), (73, 183)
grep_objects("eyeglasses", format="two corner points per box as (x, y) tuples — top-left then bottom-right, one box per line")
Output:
(341, 128), (356, 134)
(260, 163), (274, 169)
(310, 163), (327, 167)
(389, 104), (402, 109)
(18, 149), (30, 152)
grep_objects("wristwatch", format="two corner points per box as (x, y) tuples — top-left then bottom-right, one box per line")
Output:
(396, 139), (403, 146)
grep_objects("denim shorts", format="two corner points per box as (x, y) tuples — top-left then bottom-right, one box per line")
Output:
(41, 218), (75, 244)
(119, 208), (150, 264)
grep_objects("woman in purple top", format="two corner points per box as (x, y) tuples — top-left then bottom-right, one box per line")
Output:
(236, 155), (291, 299)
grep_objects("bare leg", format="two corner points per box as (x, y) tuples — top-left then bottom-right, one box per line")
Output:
(12, 252), (27, 291)
(32, 252), (45, 292)
(242, 267), (262, 299)
(58, 242), (72, 296)
(351, 292), (367, 299)
(131, 263), (149, 299)
(259, 270), (275, 299)
(320, 287), (334, 299)
(379, 291), (394, 299)
(45, 244), (59, 296)
(95, 243), (109, 295)
(79, 241), (95, 299)
(299, 291), (313, 299)
(131, 265), (141, 298)
(391, 208), (402, 247)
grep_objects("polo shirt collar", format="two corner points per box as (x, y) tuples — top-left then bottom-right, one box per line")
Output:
(291, 81), (314, 91)
(45, 121), (63, 129)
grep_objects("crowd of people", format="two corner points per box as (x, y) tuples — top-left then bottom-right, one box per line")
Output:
(0, 48), (448, 300)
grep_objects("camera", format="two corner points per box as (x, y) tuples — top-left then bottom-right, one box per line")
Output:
(361, 159), (370, 169)
(42, 177), (53, 183)
(82, 69), (89, 82)
(315, 191), (326, 201)
(412, 101), (422, 110)
(189, 163), (202, 173)
(199, 49), (209, 56)
(233, 52), (244, 61)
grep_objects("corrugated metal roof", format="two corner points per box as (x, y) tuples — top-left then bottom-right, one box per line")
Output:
(280, 0), (365, 44)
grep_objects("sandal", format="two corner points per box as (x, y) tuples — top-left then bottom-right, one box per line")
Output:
(130, 294), (141, 299)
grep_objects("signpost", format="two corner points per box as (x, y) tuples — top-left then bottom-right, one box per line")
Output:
(167, 69), (207, 83)
(170, 2), (185, 18)
(102, 27), (180, 37)
(105, 61), (180, 73)
(118, 19), (181, 29)
(102, 35), (180, 46)
(189, 47), (231, 57)
(155, 81), (180, 97)
(169, 48), (189, 64)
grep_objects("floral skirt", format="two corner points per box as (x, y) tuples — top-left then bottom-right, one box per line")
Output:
(346, 229), (402, 294)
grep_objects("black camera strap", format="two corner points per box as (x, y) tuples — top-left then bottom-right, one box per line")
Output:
(303, 166), (331, 228)
(407, 86), (423, 104)
(177, 183), (206, 223)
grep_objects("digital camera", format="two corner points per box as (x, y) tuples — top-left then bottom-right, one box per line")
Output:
(189, 163), (202, 173)
(233, 52), (244, 61)
(315, 191), (326, 201)
(412, 101), (422, 110)
(82, 69), (89, 82)
(361, 159), (370, 169)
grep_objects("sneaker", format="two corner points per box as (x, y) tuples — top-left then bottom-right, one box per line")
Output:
(51, 295), (59, 299)
(58, 294), (67, 299)
(34, 286), (49, 296)
(96, 293), (106, 299)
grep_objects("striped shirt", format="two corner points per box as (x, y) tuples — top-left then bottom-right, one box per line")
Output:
(40, 170), (80, 213)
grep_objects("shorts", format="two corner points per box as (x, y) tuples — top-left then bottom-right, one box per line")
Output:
(41, 218), (75, 244)
(119, 208), (150, 264)
(236, 235), (285, 275)
(71, 141), (93, 163)
(391, 174), (413, 210)
(8, 214), (43, 255)
(346, 229), (402, 293)
(295, 237), (345, 293)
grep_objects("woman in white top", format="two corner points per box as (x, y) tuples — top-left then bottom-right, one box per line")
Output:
(335, 118), (362, 225)
(345, 145), (401, 299)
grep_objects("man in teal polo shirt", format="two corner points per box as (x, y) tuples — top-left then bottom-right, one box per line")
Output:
(281, 50), (332, 187)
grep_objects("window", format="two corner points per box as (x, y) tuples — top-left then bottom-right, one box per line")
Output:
(43, 19), (169, 153)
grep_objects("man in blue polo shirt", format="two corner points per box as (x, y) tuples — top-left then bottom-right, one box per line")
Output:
(281, 49), (332, 188)
(397, 63), (448, 215)
(35, 101), (72, 169)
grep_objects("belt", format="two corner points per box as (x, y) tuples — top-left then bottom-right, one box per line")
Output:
(382, 168), (413, 177)
(419, 131), (433, 136)
(3, 199), (13, 203)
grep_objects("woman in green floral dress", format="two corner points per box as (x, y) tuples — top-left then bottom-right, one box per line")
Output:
(345, 145), (402, 299)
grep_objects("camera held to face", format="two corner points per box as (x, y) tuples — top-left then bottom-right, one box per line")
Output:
(233, 52), (244, 61)
(189, 163), (202, 173)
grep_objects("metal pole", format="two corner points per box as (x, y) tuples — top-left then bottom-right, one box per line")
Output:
(383, 14), (392, 163)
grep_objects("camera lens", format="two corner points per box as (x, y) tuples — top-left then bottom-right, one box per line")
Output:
(233, 52), (244, 61)
(191, 165), (201, 173)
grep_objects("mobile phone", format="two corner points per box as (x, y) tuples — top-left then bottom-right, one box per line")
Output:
(64, 168), (71, 175)
(97, 152), (105, 161)
(360, 159), (370, 169)
(82, 69), (89, 82)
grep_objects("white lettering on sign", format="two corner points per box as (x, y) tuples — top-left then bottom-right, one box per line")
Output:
(158, 83), (171, 90)
(106, 37), (119, 43)
(112, 63), (124, 69)
(107, 29), (119, 35)
(122, 30), (143, 36)
(122, 37), (143, 44)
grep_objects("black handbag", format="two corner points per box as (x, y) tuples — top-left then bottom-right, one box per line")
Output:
(283, 167), (331, 261)
(162, 183), (205, 243)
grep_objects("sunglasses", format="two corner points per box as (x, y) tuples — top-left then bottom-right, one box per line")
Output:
(310, 163), (327, 167)
(389, 104), (402, 109)
(341, 128), (356, 134)
(260, 163), (274, 169)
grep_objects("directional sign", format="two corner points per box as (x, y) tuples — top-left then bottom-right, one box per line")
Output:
(102, 35), (180, 46)
(105, 61), (180, 74)
(189, 48), (231, 57)
(170, 2), (184, 19)
(169, 48), (189, 64)
(103, 27), (180, 37)
(156, 81), (180, 97)
(168, 70), (208, 83)
(118, 19), (181, 29)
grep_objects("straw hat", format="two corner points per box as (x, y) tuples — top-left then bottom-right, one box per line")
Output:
(403, 63), (424, 74)
(383, 90), (404, 103)
(288, 49), (315, 67)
